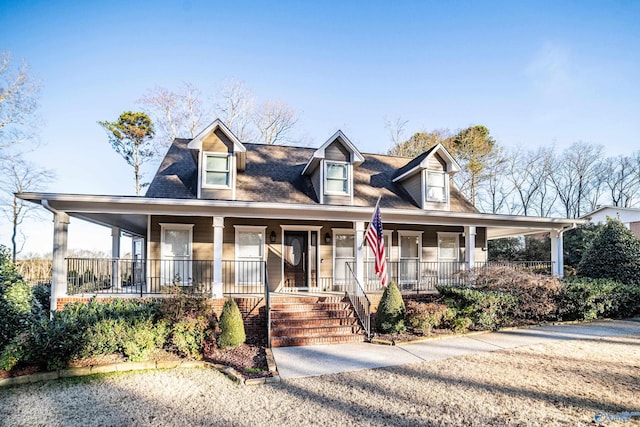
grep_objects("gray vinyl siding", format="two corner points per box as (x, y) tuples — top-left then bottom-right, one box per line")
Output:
(324, 194), (351, 205)
(427, 153), (446, 171)
(325, 140), (350, 162)
(402, 172), (423, 207)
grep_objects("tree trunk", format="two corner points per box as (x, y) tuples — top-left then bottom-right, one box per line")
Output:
(11, 195), (18, 263)
(134, 143), (140, 196)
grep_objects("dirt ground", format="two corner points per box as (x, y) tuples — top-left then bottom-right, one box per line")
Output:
(0, 335), (638, 426)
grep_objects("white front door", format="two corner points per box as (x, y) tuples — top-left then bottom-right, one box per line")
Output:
(161, 225), (193, 286)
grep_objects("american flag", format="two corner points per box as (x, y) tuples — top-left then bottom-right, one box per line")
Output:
(365, 201), (388, 287)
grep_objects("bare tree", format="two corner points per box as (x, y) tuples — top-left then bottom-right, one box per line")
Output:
(604, 155), (638, 207)
(0, 51), (40, 151)
(548, 142), (603, 218)
(215, 79), (255, 142)
(508, 147), (548, 216)
(0, 157), (54, 262)
(254, 100), (298, 145)
(384, 117), (409, 148)
(476, 146), (512, 214)
(138, 82), (207, 154)
(535, 147), (558, 217)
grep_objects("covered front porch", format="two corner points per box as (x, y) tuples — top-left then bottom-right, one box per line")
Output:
(17, 193), (584, 314)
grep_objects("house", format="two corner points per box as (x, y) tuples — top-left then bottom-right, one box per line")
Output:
(18, 120), (583, 346)
(581, 206), (640, 239)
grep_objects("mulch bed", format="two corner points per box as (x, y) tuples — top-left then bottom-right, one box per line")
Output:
(203, 339), (270, 379)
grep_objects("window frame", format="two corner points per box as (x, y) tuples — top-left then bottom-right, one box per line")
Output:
(324, 161), (351, 196)
(332, 229), (355, 285)
(425, 170), (448, 203)
(202, 151), (231, 189)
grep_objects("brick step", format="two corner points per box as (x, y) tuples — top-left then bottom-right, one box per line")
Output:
(270, 302), (351, 312)
(270, 309), (354, 320)
(270, 325), (362, 338)
(270, 334), (366, 348)
(271, 317), (359, 328)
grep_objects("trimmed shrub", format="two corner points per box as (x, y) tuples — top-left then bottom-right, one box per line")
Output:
(405, 301), (448, 334)
(475, 267), (561, 322)
(171, 317), (208, 359)
(375, 282), (406, 333)
(217, 298), (246, 349)
(437, 285), (517, 331)
(557, 277), (640, 321)
(577, 218), (640, 284)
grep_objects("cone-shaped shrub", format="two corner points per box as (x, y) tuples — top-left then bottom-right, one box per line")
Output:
(375, 282), (406, 333)
(577, 218), (640, 284)
(217, 298), (246, 349)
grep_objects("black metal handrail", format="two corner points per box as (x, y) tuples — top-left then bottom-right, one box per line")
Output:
(345, 262), (371, 340)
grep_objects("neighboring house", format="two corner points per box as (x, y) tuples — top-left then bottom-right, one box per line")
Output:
(18, 120), (583, 345)
(581, 206), (640, 239)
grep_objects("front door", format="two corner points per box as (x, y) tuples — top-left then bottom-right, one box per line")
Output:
(284, 231), (308, 289)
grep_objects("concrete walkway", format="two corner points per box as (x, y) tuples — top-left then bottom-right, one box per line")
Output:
(271, 318), (640, 380)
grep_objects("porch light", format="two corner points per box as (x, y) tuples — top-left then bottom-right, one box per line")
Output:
(324, 232), (331, 244)
(269, 230), (277, 243)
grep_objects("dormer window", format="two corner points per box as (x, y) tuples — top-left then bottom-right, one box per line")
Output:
(204, 152), (230, 188)
(325, 161), (350, 195)
(426, 171), (447, 202)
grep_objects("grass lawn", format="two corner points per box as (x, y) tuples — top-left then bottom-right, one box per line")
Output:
(0, 335), (638, 426)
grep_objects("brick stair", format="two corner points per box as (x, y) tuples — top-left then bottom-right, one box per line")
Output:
(269, 295), (366, 347)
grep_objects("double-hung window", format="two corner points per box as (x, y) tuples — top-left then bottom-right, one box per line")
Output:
(426, 171), (447, 202)
(204, 153), (230, 188)
(325, 162), (349, 195)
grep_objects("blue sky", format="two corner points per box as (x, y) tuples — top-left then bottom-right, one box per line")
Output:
(1, 0), (639, 255)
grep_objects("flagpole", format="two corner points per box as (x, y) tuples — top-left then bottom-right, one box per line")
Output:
(361, 196), (382, 249)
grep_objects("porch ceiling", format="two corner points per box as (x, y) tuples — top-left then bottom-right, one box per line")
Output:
(18, 192), (585, 239)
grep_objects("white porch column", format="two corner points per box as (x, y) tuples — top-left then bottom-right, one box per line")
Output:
(111, 226), (121, 288)
(464, 226), (476, 270)
(354, 221), (365, 291)
(212, 216), (224, 298)
(51, 212), (70, 314)
(550, 230), (563, 277)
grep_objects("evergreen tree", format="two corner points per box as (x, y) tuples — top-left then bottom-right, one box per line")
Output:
(577, 218), (640, 284)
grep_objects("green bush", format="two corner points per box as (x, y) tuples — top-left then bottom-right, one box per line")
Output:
(577, 218), (640, 284)
(32, 283), (51, 312)
(437, 285), (517, 331)
(217, 298), (246, 349)
(123, 319), (168, 362)
(375, 282), (406, 333)
(405, 301), (448, 334)
(557, 278), (640, 321)
(171, 317), (208, 359)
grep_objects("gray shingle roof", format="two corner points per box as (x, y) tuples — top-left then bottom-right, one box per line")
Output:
(145, 139), (477, 213)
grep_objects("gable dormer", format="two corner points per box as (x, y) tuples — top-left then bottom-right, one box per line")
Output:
(392, 143), (461, 211)
(187, 119), (246, 200)
(302, 130), (364, 205)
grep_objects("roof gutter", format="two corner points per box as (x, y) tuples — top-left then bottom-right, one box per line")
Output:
(41, 199), (61, 215)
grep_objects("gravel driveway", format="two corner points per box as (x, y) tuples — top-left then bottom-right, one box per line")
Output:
(1, 335), (639, 426)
